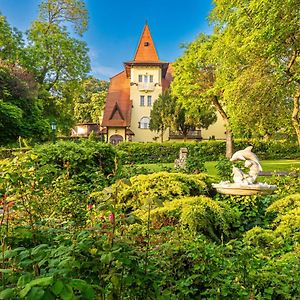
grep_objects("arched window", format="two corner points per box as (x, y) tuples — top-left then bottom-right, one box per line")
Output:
(109, 134), (123, 145)
(139, 117), (150, 129)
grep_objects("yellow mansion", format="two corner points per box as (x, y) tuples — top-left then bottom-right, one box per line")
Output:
(101, 24), (225, 144)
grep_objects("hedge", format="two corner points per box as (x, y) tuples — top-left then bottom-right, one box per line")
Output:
(1, 139), (299, 163)
(117, 140), (300, 164)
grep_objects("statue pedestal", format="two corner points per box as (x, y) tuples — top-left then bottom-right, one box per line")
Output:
(212, 182), (277, 196)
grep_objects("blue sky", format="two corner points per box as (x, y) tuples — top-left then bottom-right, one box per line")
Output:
(0, 0), (213, 80)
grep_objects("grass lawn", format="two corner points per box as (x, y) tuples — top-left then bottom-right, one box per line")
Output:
(138, 159), (300, 177)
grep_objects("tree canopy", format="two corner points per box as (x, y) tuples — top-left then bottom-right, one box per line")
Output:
(210, 0), (300, 144)
(0, 0), (92, 144)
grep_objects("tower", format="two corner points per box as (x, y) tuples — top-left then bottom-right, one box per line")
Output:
(101, 23), (172, 144)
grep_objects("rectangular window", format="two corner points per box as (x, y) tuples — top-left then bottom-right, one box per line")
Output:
(144, 75), (148, 83)
(149, 75), (153, 83)
(147, 95), (152, 106)
(140, 95), (145, 106)
(138, 75), (143, 82)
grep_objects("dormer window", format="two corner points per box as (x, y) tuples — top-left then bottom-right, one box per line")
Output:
(144, 42), (149, 46)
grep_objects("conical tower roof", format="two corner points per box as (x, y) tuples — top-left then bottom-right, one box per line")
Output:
(133, 23), (159, 62)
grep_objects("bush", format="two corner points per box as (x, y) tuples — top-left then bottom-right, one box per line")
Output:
(105, 172), (214, 211)
(117, 140), (299, 165)
(0, 141), (119, 227)
(31, 140), (118, 180)
(217, 194), (275, 234)
(136, 196), (238, 242)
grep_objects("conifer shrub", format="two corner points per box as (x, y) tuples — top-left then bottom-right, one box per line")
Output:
(108, 172), (214, 211)
(136, 196), (238, 242)
(244, 194), (300, 251)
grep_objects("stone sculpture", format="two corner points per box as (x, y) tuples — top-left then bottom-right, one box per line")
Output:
(230, 146), (262, 184)
(174, 148), (188, 170)
(212, 146), (277, 195)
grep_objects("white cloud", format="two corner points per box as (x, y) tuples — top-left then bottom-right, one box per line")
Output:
(91, 65), (120, 80)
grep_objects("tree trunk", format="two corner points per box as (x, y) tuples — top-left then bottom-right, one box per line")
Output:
(212, 96), (233, 158)
(292, 89), (300, 147)
(160, 126), (164, 143)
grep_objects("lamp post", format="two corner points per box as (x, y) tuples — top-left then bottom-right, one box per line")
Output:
(51, 120), (57, 144)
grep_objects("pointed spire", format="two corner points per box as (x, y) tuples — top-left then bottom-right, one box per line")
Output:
(133, 23), (159, 62)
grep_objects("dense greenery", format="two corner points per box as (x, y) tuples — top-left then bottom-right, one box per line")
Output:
(0, 0), (108, 145)
(1, 0), (300, 298)
(210, 0), (300, 145)
(117, 140), (299, 164)
(149, 89), (216, 142)
(172, 0), (300, 155)
(1, 141), (300, 299)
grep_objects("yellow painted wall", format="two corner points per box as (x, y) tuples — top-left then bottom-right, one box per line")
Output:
(201, 112), (226, 140)
(130, 65), (168, 142)
(127, 66), (226, 143)
(107, 127), (126, 141)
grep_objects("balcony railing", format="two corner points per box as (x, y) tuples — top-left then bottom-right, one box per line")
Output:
(169, 130), (202, 140)
(138, 83), (155, 91)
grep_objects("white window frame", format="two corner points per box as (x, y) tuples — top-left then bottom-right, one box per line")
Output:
(139, 116), (150, 129)
(140, 95), (145, 106)
(147, 95), (152, 106)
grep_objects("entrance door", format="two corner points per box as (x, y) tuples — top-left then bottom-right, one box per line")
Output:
(109, 134), (123, 145)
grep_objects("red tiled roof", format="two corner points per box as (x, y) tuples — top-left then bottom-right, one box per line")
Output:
(101, 71), (131, 127)
(133, 24), (159, 62)
(162, 63), (173, 91)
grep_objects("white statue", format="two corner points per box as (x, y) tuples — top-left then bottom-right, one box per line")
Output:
(230, 146), (262, 172)
(244, 159), (261, 183)
(212, 146), (277, 195)
(230, 146), (262, 184)
(232, 166), (246, 183)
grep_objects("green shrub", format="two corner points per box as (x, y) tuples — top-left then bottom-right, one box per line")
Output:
(185, 149), (207, 173)
(106, 172), (214, 211)
(0, 141), (118, 227)
(31, 140), (118, 180)
(215, 155), (232, 180)
(218, 194), (275, 234)
(244, 194), (300, 252)
(136, 196), (238, 242)
(117, 140), (299, 165)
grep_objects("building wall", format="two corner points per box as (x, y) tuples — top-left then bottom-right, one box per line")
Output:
(130, 65), (167, 142)
(201, 112), (226, 140)
(107, 127), (126, 143)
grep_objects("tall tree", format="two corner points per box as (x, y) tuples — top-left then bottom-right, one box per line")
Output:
(210, 0), (300, 146)
(23, 0), (91, 131)
(73, 78), (109, 123)
(149, 90), (175, 142)
(150, 89), (216, 142)
(172, 34), (233, 157)
(0, 14), (23, 63)
(0, 61), (48, 144)
(38, 0), (88, 36)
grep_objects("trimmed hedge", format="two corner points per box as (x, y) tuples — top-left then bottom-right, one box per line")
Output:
(117, 140), (299, 164)
(1, 139), (299, 163)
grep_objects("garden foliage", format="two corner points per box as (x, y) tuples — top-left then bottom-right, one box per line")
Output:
(117, 140), (299, 164)
(1, 141), (300, 299)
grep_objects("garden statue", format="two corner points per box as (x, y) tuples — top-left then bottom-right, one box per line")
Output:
(174, 148), (188, 170)
(230, 146), (262, 184)
(212, 146), (277, 195)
